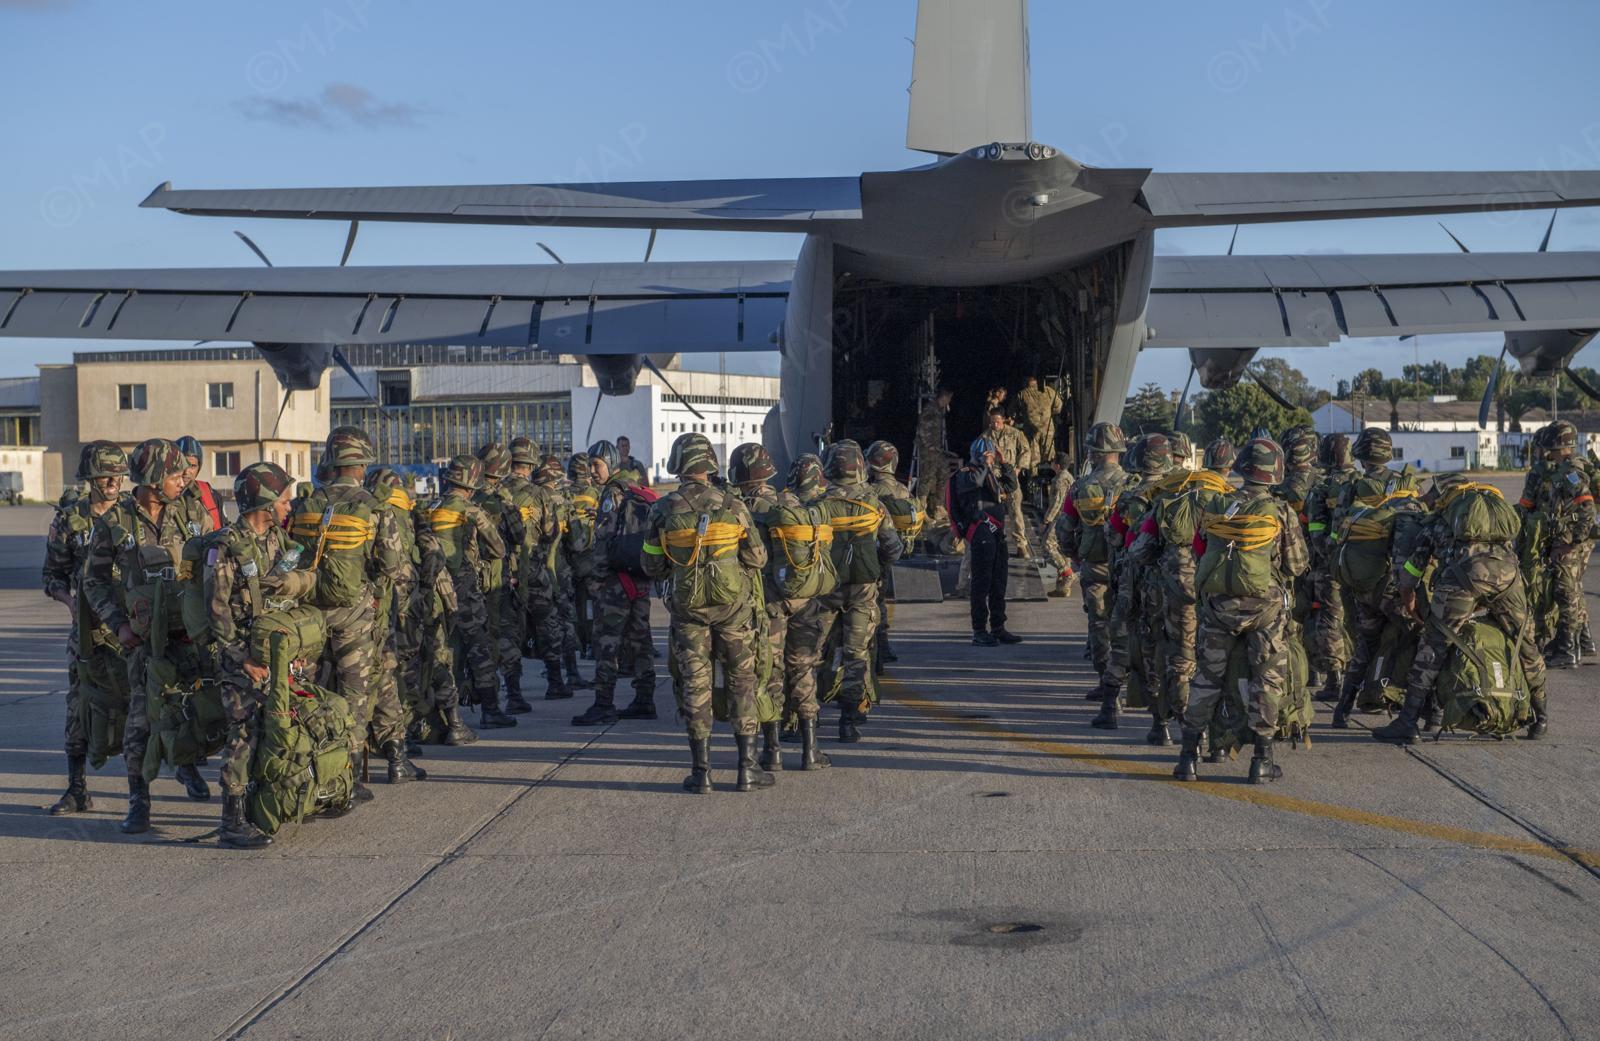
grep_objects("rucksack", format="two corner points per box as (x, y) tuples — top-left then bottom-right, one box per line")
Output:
(766, 500), (839, 601)
(249, 604), (328, 666)
(1362, 617), (1423, 711)
(1196, 495), (1283, 598)
(881, 493), (924, 540)
(289, 496), (376, 608)
(654, 488), (751, 610)
(1210, 630), (1310, 756)
(1434, 618), (1532, 736)
(248, 629), (356, 836)
(78, 649), (129, 769)
(1068, 480), (1117, 564)
(824, 495), (888, 585)
(605, 484), (659, 576)
(1517, 510), (1560, 647)
(1449, 485), (1520, 545)
(177, 529), (231, 645)
(141, 641), (226, 782)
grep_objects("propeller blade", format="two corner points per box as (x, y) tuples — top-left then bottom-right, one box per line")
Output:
(1226, 225), (1239, 256)
(537, 242), (565, 264)
(1539, 210), (1558, 253)
(331, 347), (381, 408)
(583, 389), (603, 446)
(271, 389), (293, 438)
(642, 356), (706, 420)
(1437, 222), (1471, 253)
(643, 228), (657, 263)
(1564, 364), (1600, 403)
(233, 230), (273, 267)
(339, 220), (361, 266)
(1173, 365), (1195, 430)
(1248, 372), (1296, 411)
(1479, 343), (1510, 428)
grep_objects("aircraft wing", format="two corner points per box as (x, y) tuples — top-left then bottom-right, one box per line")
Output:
(1144, 251), (1600, 349)
(1142, 171), (1600, 227)
(142, 179), (862, 233)
(0, 260), (793, 354)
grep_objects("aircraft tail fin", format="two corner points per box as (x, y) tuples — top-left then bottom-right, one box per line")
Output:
(906, 0), (1031, 156)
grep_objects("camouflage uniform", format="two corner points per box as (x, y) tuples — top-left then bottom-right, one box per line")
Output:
(42, 442), (130, 814)
(81, 439), (219, 832)
(1040, 456), (1077, 597)
(365, 469), (421, 730)
(473, 444), (531, 712)
(1304, 435), (1358, 686)
(518, 455), (571, 699)
(1094, 435), (1174, 722)
(991, 421), (1033, 556)
(1539, 428), (1597, 666)
(408, 508), (476, 745)
(866, 441), (919, 669)
(914, 397), (957, 552)
(1015, 378), (1061, 468)
(1176, 439), (1310, 784)
(572, 448), (657, 725)
(563, 454), (600, 664)
(1059, 424), (1130, 683)
(787, 441), (904, 743)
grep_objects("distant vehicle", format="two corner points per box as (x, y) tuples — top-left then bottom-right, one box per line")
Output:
(0, 472), (23, 505)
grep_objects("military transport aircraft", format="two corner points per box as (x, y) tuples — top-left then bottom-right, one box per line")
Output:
(3, 0), (1600, 467)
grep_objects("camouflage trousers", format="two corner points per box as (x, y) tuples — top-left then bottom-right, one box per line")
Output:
(591, 578), (656, 709)
(1041, 485), (1071, 574)
(448, 572), (500, 704)
(1160, 577), (1198, 717)
(565, 570), (590, 656)
(1005, 492), (1032, 556)
(322, 600), (402, 754)
(412, 587), (462, 718)
(1403, 547), (1547, 712)
(524, 584), (565, 692)
(370, 581), (414, 742)
(122, 645), (152, 782)
(1311, 567), (1350, 674)
(1550, 540), (1589, 648)
(218, 674), (262, 798)
(789, 583), (878, 719)
(1102, 560), (1138, 690)
(761, 601), (789, 724)
(916, 459), (951, 534)
(1078, 562), (1114, 677)
(69, 631), (128, 762)
(671, 601), (762, 739)
(1336, 591), (1392, 703)
(1183, 593), (1289, 740)
(393, 580), (424, 723)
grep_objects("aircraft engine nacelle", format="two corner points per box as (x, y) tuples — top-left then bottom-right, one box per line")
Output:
(254, 343), (335, 391)
(1507, 329), (1597, 379)
(586, 354), (646, 395)
(1190, 347), (1259, 390)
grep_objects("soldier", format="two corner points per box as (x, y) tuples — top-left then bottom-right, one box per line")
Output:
(564, 451), (600, 669)
(788, 441), (904, 742)
(778, 453), (836, 763)
(507, 441), (573, 700)
(1373, 480), (1549, 742)
(175, 435), (224, 531)
(951, 436), (1022, 647)
(1059, 422), (1130, 691)
(81, 438), (218, 833)
(1174, 439), (1309, 784)
(1039, 451), (1078, 599)
(1537, 421), (1597, 668)
(471, 443), (531, 714)
(914, 387), (957, 552)
(289, 427), (418, 782)
(410, 504), (478, 746)
(364, 466), (423, 752)
(209, 462), (318, 848)
(571, 441), (658, 726)
(615, 435), (651, 486)
(641, 433), (769, 792)
(987, 410), (1034, 558)
(42, 441), (130, 815)
(1015, 375), (1060, 467)
(865, 440), (921, 669)
(1305, 433), (1358, 699)
(1091, 433), (1174, 729)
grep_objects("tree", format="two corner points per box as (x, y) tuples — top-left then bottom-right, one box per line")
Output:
(1247, 357), (1318, 409)
(1335, 378), (1352, 400)
(1194, 383), (1314, 448)
(1504, 383), (1544, 432)
(1122, 381), (1175, 434)
(1382, 378), (1410, 431)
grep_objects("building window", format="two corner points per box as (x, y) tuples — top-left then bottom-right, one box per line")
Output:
(1392, 447), (1405, 460)
(207, 381), (235, 409)
(213, 451), (241, 477)
(117, 384), (147, 411)
(1450, 446), (1466, 459)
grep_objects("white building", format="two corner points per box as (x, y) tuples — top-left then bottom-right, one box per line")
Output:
(1310, 397), (1600, 470)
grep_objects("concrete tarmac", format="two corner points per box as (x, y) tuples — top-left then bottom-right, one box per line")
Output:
(1, 499), (1597, 1041)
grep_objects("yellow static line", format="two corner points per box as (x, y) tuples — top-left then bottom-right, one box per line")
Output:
(882, 679), (1600, 870)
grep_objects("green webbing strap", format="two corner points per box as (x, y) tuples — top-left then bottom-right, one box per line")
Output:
(1307, 521), (1327, 533)
(1403, 560), (1424, 579)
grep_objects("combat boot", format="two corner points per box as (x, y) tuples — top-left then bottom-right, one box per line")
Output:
(1089, 692), (1119, 730)
(219, 793), (272, 850)
(683, 737), (712, 793)
(838, 709), (862, 743)
(1247, 735), (1282, 784)
(564, 651), (592, 690)
(120, 774), (151, 834)
(478, 688), (518, 729)
(799, 718), (831, 770)
(503, 676), (533, 714)
(1173, 729), (1201, 782)
(618, 696), (658, 720)
(1330, 679), (1359, 729)
(1314, 669), (1342, 703)
(1421, 706), (1441, 734)
(441, 705), (478, 746)
(571, 701), (618, 727)
(758, 722), (784, 771)
(1581, 627), (1596, 660)
(175, 762), (212, 802)
(1084, 680), (1114, 702)
(1370, 703), (1421, 745)
(735, 733), (776, 792)
(383, 740), (427, 783)
(1145, 716), (1172, 747)
(48, 754), (93, 815)
(1546, 647), (1581, 670)
(1526, 696), (1549, 740)
(542, 660), (573, 701)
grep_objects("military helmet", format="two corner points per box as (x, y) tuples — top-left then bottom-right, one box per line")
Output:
(476, 441), (512, 480)
(968, 436), (998, 463)
(81, 440), (129, 480)
(537, 454), (565, 481)
(234, 461), (293, 514)
(325, 425), (376, 468)
(1547, 420), (1579, 450)
(1084, 421), (1128, 454)
(1168, 432), (1193, 461)
(1353, 427), (1394, 464)
(567, 452), (593, 482)
(788, 452), (825, 494)
(175, 434), (204, 464)
(1286, 435), (1317, 469)
(129, 438), (187, 488)
(668, 432), (717, 476)
(441, 454), (484, 492)
(587, 440), (620, 472)
(730, 442), (777, 485)
(364, 465), (405, 497)
(865, 440), (900, 475)
(1139, 433), (1173, 473)
(1429, 470), (1469, 503)
(824, 439), (867, 483)
(1280, 424), (1314, 448)
(1203, 438), (1236, 473)
(1320, 433), (1352, 469)
(1233, 438), (1286, 486)
(508, 436), (541, 466)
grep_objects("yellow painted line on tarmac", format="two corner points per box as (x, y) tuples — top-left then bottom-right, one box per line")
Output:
(882, 679), (1600, 870)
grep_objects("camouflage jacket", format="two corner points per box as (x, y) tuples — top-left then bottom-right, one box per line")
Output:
(42, 492), (126, 644)
(1274, 465), (1319, 527)
(591, 473), (645, 584)
(292, 476), (404, 591)
(207, 519), (308, 679)
(426, 489), (506, 583)
(82, 491), (217, 637)
(1304, 463), (1358, 557)
(1541, 457), (1598, 544)
(915, 401), (949, 459)
(472, 480), (527, 593)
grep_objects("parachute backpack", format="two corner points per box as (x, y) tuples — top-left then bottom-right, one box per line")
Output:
(824, 495), (888, 585)
(1332, 478), (1425, 597)
(650, 487), (751, 610)
(766, 499), (838, 601)
(1433, 618), (1533, 737)
(247, 626), (356, 836)
(1196, 496), (1283, 599)
(1448, 483), (1520, 545)
(605, 484), (661, 576)
(881, 494), (924, 541)
(289, 497), (377, 608)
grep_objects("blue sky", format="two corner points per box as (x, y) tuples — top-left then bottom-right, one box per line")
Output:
(3, 0), (1599, 390)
